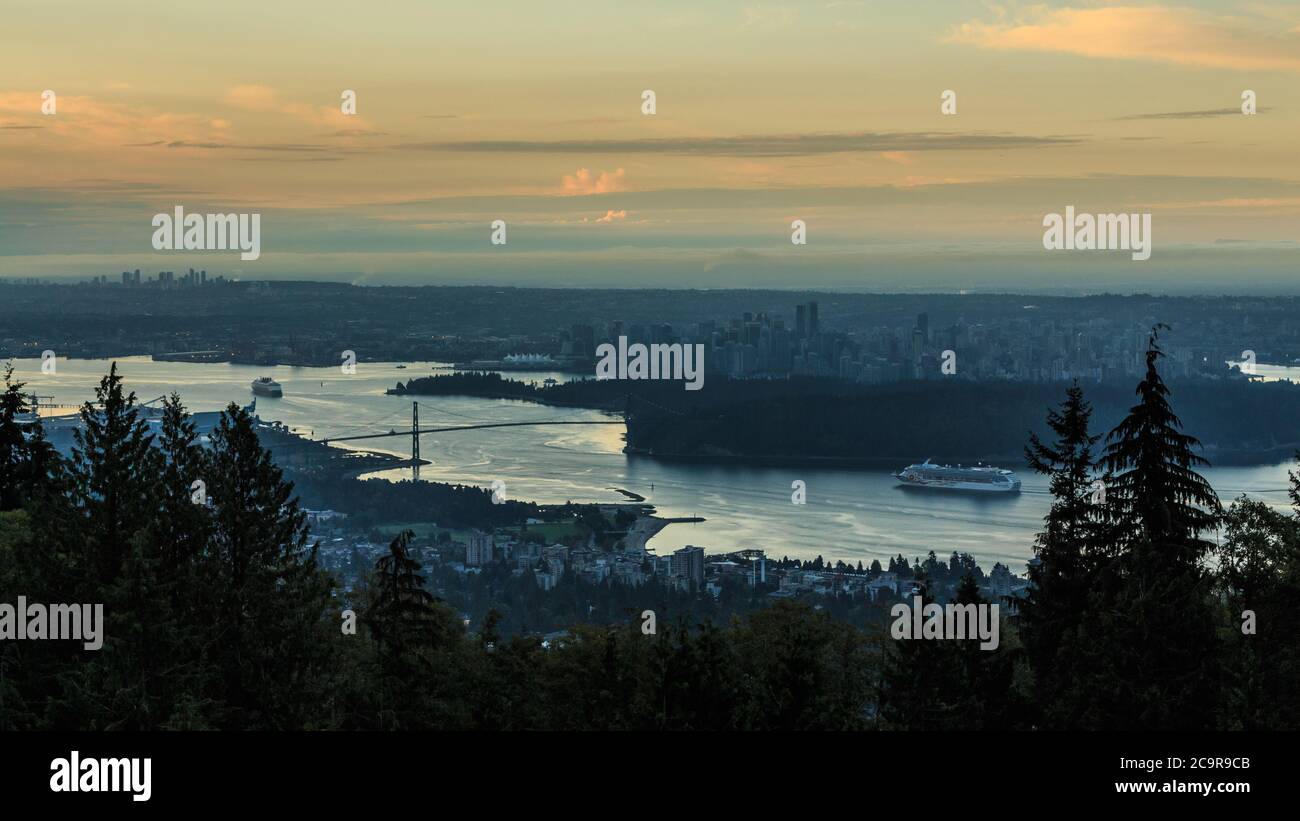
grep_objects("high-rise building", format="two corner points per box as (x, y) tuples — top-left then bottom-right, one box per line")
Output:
(671, 546), (705, 587)
(466, 531), (493, 566)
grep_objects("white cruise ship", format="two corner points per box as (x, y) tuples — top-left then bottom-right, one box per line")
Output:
(895, 459), (1021, 493)
(251, 377), (283, 398)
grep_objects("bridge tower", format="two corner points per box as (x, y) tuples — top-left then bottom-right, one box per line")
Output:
(411, 401), (420, 480)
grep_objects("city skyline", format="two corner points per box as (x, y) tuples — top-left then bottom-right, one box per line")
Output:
(1, 1), (1298, 291)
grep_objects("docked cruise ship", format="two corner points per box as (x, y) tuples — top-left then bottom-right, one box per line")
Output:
(250, 377), (283, 398)
(895, 459), (1021, 493)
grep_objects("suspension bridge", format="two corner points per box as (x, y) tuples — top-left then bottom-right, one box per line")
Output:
(280, 393), (687, 480)
(319, 405), (625, 478)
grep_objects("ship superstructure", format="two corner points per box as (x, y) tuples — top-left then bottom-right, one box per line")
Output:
(895, 459), (1021, 492)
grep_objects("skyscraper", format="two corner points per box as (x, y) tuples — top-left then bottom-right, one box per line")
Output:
(671, 546), (705, 587)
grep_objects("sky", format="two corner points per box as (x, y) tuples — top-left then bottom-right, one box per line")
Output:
(1, 0), (1298, 292)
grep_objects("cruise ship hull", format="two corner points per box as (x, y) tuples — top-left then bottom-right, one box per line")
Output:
(894, 459), (1022, 493)
(895, 476), (1021, 492)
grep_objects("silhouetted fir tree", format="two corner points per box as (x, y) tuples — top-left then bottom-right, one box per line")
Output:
(1020, 382), (1104, 727)
(1215, 495), (1300, 729)
(35, 366), (173, 729)
(0, 368), (47, 729)
(368, 528), (430, 625)
(948, 574), (1022, 729)
(530, 622), (633, 729)
(643, 618), (740, 730)
(817, 612), (876, 730)
(645, 619), (682, 728)
(1291, 449), (1300, 511)
(477, 607), (502, 649)
(364, 528), (460, 728)
(0, 367), (73, 729)
(0, 366), (27, 512)
(122, 394), (215, 729)
(681, 619), (742, 730)
(921, 551), (943, 582)
(596, 628), (635, 728)
(68, 363), (161, 590)
(17, 413), (60, 510)
(734, 599), (871, 730)
(0, 366), (58, 512)
(151, 395), (211, 582)
(205, 402), (336, 729)
(1091, 325), (1223, 729)
(878, 580), (959, 730)
(0, 506), (39, 730)
(1104, 326), (1220, 555)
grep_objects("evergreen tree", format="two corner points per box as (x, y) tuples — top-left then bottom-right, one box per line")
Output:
(948, 575), (1021, 729)
(205, 402), (335, 729)
(151, 394), (211, 582)
(0, 365), (58, 511)
(67, 363), (160, 589)
(1215, 494), (1300, 729)
(1104, 326), (1220, 556)
(1020, 381), (1103, 727)
(0, 365), (27, 512)
(644, 619), (740, 730)
(1092, 325), (1223, 729)
(364, 529), (459, 728)
(878, 579), (959, 730)
(131, 395), (215, 728)
(39, 365), (169, 729)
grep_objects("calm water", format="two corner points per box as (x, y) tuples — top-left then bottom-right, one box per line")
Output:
(11, 356), (1298, 569)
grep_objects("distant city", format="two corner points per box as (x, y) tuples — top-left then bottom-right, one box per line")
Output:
(1, 277), (1295, 383)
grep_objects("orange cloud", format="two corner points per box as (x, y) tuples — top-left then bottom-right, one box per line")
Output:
(223, 85), (364, 130)
(561, 167), (626, 195)
(948, 6), (1300, 72)
(224, 84), (279, 111)
(0, 91), (216, 146)
(596, 209), (628, 223)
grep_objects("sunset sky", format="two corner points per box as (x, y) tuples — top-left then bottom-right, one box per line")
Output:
(2, 0), (1298, 291)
